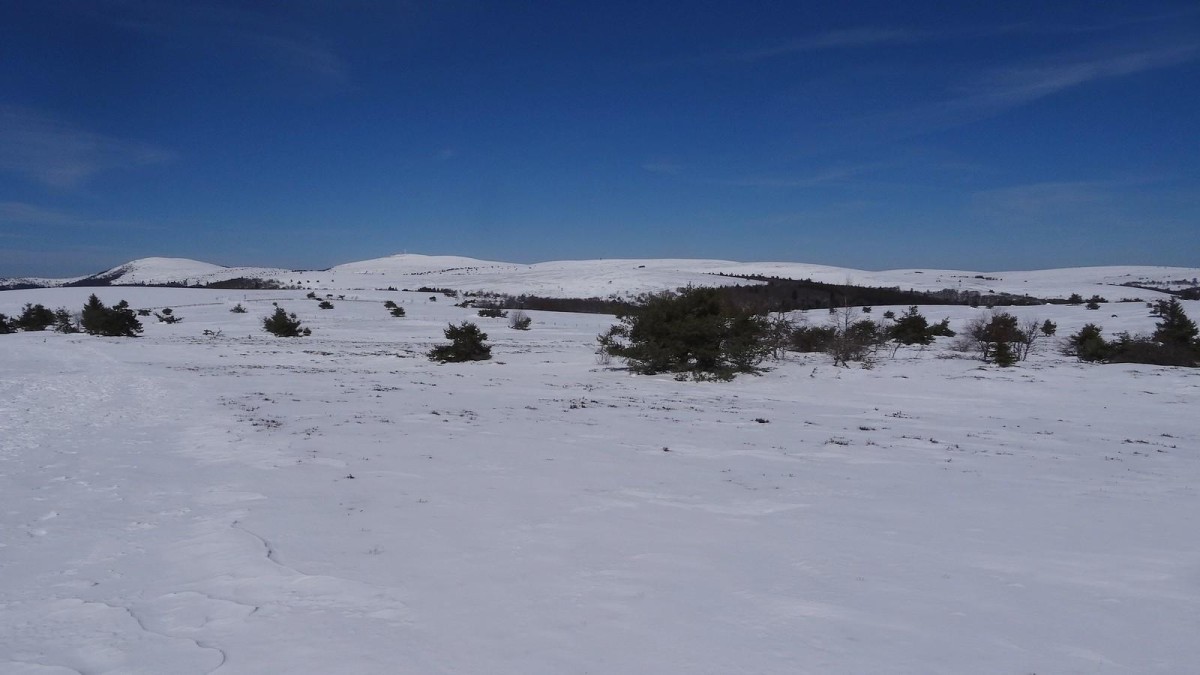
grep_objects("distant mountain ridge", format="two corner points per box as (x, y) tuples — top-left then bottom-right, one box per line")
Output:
(4, 253), (1198, 301)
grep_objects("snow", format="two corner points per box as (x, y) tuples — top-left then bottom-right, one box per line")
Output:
(6, 254), (1198, 302)
(2, 283), (1199, 674)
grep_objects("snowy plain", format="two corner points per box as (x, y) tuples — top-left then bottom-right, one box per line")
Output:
(2, 280), (1199, 674)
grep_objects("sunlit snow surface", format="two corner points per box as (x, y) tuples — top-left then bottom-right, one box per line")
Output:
(2, 285), (1198, 674)
(7, 253), (1200, 301)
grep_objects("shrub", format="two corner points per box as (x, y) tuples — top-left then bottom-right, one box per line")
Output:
(478, 307), (508, 318)
(1066, 302), (1198, 366)
(1150, 298), (1198, 348)
(1066, 293), (1084, 305)
(155, 308), (182, 323)
(383, 300), (398, 309)
(318, 300), (334, 310)
(964, 312), (1031, 364)
(1040, 319), (1057, 336)
(262, 307), (309, 337)
(429, 321), (492, 362)
(14, 303), (56, 331)
(1065, 323), (1110, 362)
(230, 303), (248, 313)
(509, 310), (532, 330)
(389, 306), (406, 317)
(888, 306), (934, 346)
(81, 295), (143, 337)
(53, 308), (79, 333)
(597, 287), (773, 379)
(826, 312), (883, 367)
(928, 318), (955, 337)
(789, 325), (837, 353)
(0, 313), (11, 334)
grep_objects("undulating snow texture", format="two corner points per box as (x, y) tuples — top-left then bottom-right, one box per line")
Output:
(1, 285), (1198, 674)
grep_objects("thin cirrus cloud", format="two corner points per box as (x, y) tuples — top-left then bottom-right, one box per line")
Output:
(0, 106), (173, 189)
(858, 41), (1200, 138)
(0, 201), (160, 231)
(718, 163), (887, 188)
(964, 43), (1199, 109)
(99, 1), (349, 84)
(726, 27), (931, 63)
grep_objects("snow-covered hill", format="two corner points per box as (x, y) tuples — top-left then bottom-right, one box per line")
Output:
(4, 253), (1198, 301)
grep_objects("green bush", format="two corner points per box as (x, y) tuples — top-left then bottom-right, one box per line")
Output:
(53, 308), (79, 333)
(262, 307), (309, 337)
(789, 325), (837, 353)
(1066, 301), (1198, 367)
(429, 321), (492, 362)
(81, 295), (143, 337)
(14, 303), (56, 331)
(598, 286), (773, 380)
(888, 306), (934, 346)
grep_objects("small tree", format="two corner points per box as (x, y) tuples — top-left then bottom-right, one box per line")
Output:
(1065, 323), (1109, 362)
(1040, 319), (1057, 336)
(889, 306), (934, 347)
(53, 308), (80, 333)
(230, 303), (248, 313)
(80, 295), (143, 337)
(14, 303), (56, 331)
(317, 300), (334, 310)
(0, 313), (11, 334)
(429, 321), (492, 362)
(509, 310), (532, 330)
(390, 305), (406, 317)
(1066, 293), (1084, 305)
(964, 312), (1026, 364)
(1150, 298), (1198, 349)
(262, 307), (309, 337)
(598, 286), (772, 379)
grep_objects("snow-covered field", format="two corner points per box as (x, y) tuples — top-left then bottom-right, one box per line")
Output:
(2, 286), (1198, 674)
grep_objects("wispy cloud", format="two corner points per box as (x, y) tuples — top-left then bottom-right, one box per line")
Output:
(96, 1), (348, 85)
(642, 160), (683, 175)
(718, 163), (885, 188)
(860, 41), (1199, 137)
(963, 44), (1199, 109)
(0, 201), (161, 230)
(727, 27), (930, 63)
(0, 106), (173, 188)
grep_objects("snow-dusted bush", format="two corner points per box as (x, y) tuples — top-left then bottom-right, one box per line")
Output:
(230, 303), (248, 313)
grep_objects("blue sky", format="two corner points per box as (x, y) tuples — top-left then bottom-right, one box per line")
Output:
(1, 1), (1197, 277)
